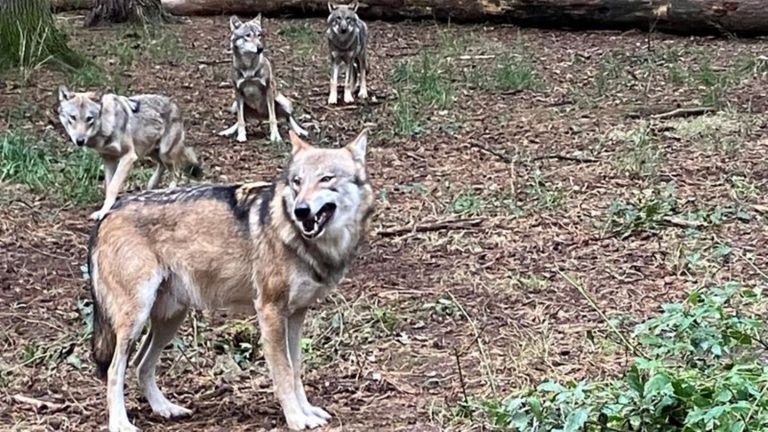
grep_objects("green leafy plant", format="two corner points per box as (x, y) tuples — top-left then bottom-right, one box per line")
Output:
(606, 184), (677, 239)
(473, 283), (768, 431)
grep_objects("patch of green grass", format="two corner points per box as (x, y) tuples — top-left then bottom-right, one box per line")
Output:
(67, 62), (110, 89)
(492, 53), (540, 92)
(728, 175), (760, 202)
(611, 122), (661, 178)
(694, 61), (736, 108)
(451, 188), (483, 214)
(0, 129), (102, 204)
(605, 184), (677, 239)
(668, 111), (760, 155)
(278, 22), (317, 55)
(391, 52), (453, 135)
(523, 170), (565, 210)
(145, 30), (188, 64)
(594, 52), (627, 97)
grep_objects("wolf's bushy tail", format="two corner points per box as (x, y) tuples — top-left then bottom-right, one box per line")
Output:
(88, 226), (116, 380)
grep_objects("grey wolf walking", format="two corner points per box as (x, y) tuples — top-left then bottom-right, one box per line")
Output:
(57, 86), (201, 220)
(326, 1), (369, 104)
(218, 15), (308, 144)
(88, 129), (374, 431)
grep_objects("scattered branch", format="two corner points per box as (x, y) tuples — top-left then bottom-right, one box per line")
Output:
(558, 270), (645, 358)
(468, 140), (513, 164)
(12, 394), (67, 412)
(650, 106), (716, 120)
(532, 154), (601, 163)
(376, 217), (485, 238)
(662, 216), (708, 229)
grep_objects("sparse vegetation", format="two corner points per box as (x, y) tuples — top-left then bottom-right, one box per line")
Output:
(472, 283), (768, 432)
(3, 14), (768, 432)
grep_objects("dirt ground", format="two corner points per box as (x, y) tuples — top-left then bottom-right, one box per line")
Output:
(2, 13), (768, 432)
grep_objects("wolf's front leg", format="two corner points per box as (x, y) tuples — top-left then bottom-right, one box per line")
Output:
(343, 60), (355, 104)
(91, 148), (137, 220)
(358, 57), (368, 100)
(258, 304), (327, 430)
(288, 309), (332, 422)
(266, 87), (282, 144)
(328, 63), (339, 105)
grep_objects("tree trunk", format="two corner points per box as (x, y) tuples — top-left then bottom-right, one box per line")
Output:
(160, 0), (768, 36)
(0, 0), (85, 72)
(85, 0), (178, 27)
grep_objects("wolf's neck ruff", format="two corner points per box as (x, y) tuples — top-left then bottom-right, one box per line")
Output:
(329, 27), (360, 51)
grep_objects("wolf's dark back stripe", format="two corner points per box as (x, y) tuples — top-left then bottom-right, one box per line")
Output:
(111, 183), (274, 230)
(258, 183), (276, 226)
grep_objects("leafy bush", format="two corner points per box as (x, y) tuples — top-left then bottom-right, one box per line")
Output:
(483, 283), (768, 431)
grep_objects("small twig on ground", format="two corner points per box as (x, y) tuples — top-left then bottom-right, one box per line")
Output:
(531, 154), (601, 163)
(447, 292), (498, 398)
(650, 106), (716, 120)
(750, 204), (768, 214)
(468, 140), (512, 164)
(445, 54), (496, 61)
(376, 217), (485, 238)
(662, 216), (708, 229)
(12, 394), (67, 412)
(557, 270), (645, 358)
(732, 250), (768, 281)
(453, 348), (472, 419)
(627, 106), (716, 119)
(197, 59), (229, 65)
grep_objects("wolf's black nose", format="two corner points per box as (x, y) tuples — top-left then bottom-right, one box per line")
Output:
(75, 138), (85, 146)
(294, 203), (311, 220)
(256, 46), (264, 54)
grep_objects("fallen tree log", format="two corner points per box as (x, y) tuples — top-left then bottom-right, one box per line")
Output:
(54, 0), (768, 36)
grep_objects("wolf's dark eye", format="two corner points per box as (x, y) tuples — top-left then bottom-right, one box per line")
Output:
(85, 116), (94, 123)
(292, 176), (301, 187)
(320, 175), (335, 183)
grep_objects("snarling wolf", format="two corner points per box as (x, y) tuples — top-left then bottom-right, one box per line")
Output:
(57, 86), (202, 221)
(218, 15), (308, 144)
(88, 130), (374, 431)
(326, 1), (369, 104)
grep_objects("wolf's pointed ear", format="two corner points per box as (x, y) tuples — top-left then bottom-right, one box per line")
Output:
(289, 131), (312, 155)
(230, 15), (243, 31)
(350, 1), (359, 12)
(92, 90), (103, 101)
(255, 13), (262, 25)
(346, 129), (368, 164)
(328, 2), (338, 12)
(58, 85), (73, 102)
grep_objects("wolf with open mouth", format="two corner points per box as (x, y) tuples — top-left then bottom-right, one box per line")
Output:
(87, 130), (374, 431)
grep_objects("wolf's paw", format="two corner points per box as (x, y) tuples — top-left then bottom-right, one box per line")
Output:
(218, 124), (238, 137)
(358, 88), (368, 100)
(236, 131), (248, 143)
(109, 420), (140, 432)
(285, 412), (329, 430)
(89, 208), (110, 221)
(327, 93), (338, 105)
(269, 130), (283, 144)
(303, 404), (331, 420)
(151, 401), (192, 419)
(343, 92), (354, 104)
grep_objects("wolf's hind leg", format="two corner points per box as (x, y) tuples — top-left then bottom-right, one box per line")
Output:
(136, 305), (191, 420)
(106, 270), (164, 432)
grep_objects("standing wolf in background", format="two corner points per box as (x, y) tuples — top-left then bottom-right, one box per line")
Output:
(219, 14), (308, 144)
(326, 1), (369, 104)
(87, 129), (374, 432)
(58, 86), (202, 220)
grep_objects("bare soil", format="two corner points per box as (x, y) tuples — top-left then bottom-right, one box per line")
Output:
(2, 14), (768, 432)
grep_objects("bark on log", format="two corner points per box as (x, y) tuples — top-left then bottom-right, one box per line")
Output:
(159, 0), (768, 36)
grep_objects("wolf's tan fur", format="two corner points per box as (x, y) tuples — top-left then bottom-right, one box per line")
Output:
(88, 130), (373, 432)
